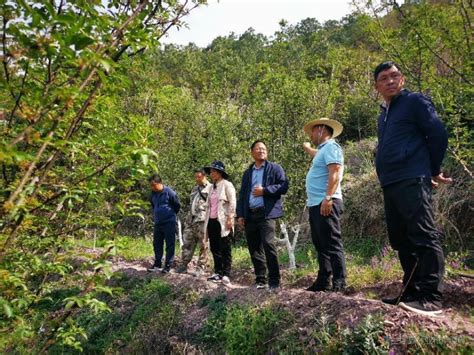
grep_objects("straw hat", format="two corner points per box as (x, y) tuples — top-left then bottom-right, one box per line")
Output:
(303, 118), (343, 138)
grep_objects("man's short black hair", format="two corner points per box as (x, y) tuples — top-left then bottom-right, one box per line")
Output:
(374, 61), (402, 81)
(194, 168), (206, 175)
(148, 174), (162, 183)
(250, 140), (266, 150)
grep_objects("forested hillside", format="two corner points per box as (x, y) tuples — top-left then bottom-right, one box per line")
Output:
(0, 0), (472, 353)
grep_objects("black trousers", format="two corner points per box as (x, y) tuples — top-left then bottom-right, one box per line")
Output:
(245, 209), (280, 286)
(309, 199), (347, 286)
(383, 178), (444, 301)
(153, 221), (176, 267)
(208, 218), (232, 277)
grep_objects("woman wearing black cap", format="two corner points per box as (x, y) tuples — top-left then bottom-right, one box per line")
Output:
(203, 161), (236, 285)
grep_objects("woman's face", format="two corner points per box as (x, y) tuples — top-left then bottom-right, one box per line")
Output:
(210, 169), (222, 182)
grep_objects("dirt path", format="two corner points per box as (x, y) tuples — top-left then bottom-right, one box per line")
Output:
(110, 257), (474, 347)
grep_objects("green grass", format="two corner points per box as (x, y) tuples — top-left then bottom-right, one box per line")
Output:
(75, 235), (469, 293)
(277, 240), (403, 291)
(198, 294), (287, 354)
(75, 235), (156, 261)
(48, 274), (181, 354)
(231, 244), (252, 270)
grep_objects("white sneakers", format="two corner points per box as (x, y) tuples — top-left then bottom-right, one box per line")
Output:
(221, 276), (231, 285)
(206, 274), (231, 285)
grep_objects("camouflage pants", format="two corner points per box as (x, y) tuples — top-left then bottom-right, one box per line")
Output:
(180, 221), (208, 268)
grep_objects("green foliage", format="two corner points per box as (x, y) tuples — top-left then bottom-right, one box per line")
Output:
(1, 0), (472, 351)
(0, 0), (205, 351)
(273, 313), (389, 354)
(44, 275), (180, 353)
(341, 314), (389, 354)
(77, 277), (174, 353)
(391, 326), (473, 354)
(199, 294), (286, 354)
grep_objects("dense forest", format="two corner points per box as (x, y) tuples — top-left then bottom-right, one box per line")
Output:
(0, 0), (472, 353)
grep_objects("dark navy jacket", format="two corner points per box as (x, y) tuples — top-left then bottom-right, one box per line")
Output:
(237, 161), (289, 220)
(150, 186), (181, 225)
(376, 89), (448, 187)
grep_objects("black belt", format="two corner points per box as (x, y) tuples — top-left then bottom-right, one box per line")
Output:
(249, 207), (264, 213)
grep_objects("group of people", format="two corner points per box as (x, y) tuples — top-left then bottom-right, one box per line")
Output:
(146, 61), (451, 317)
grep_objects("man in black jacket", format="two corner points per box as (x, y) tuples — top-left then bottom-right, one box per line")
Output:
(374, 61), (452, 316)
(237, 140), (289, 289)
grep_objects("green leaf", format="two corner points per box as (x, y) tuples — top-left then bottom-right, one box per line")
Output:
(71, 34), (95, 50)
(2, 303), (13, 318)
(64, 300), (75, 311)
(140, 153), (149, 166)
(56, 13), (76, 24)
(98, 59), (112, 72)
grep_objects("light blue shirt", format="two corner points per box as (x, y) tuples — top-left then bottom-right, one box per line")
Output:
(306, 139), (344, 207)
(249, 162), (265, 209)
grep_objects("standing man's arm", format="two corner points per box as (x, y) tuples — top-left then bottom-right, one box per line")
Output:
(150, 194), (154, 210)
(303, 142), (317, 157)
(171, 191), (181, 214)
(413, 95), (452, 186)
(237, 171), (247, 228)
(262, 165), (289, 196)
(320, 163), (341, 217)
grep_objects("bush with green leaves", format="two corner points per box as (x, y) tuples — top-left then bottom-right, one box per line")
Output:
(0, 0), (205, 351)
(199, 294), (286, 354)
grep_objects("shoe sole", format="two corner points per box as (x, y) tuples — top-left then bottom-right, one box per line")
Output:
(399, 302), (443, 317)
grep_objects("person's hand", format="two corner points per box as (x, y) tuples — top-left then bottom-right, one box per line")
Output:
(431, 173), (453, 188)
(252, 186), (264, 197)
(303, 142), (311, 149)
(226, 217), (233, 230)
(320, 199), (333, 217)
(237, 217), (245, 229)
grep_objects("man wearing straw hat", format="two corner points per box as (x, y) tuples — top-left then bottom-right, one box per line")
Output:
(302, 118), (347, 292)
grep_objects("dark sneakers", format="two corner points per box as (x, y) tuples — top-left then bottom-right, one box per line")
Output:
(306, 280), (331, 292)
(399, 298), (443, 316)
(382, 293), (417, 306)
(256, 282), (267, 290)
(331, 282), (346, 293)
(161, 265), (171, 274)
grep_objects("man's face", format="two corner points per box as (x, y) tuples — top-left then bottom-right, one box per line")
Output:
(251, 142), (268, 162)
(150, 181), (163, 192)
(311, 125), (324, 145)
(375, 66), (405, 101)
(195, 172), (206, 185)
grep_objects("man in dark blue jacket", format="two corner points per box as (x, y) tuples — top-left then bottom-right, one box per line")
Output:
(374, 61), (452, 316)
(237, 140), (289, 289)
(147, 174), (181, 273)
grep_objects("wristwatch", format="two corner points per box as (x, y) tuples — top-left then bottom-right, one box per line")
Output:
(325, 195), (332, 202)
